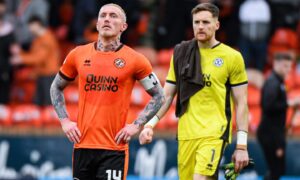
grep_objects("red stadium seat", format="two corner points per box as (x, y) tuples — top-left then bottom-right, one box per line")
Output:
(157, 49), (173, 66)
(11, 104), (41, 126)
(41, 106), (60, 126)
(134, 46), (158, 66)
(248, 85), (261, 107)
(153, 66), (169, 85)
(131, 84), (151, 107)
(285, 66), (297, 90)
(248, 106), (261, 133)
(0, 105), (12, 126)
(161, 106), (177, 130)
(64, 85), (79, 104)
(268, 28), (299, 65)
(287, 88), (300, 100)
(287, 108), (300, 135)
(10, 80), (36, 104)
(247, 68), (264, 89)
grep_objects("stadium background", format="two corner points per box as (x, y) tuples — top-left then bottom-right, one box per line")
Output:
(0, 0), (300, 179)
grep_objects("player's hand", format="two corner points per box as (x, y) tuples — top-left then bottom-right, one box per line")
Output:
(60, 118), (81, 143)
(221, 159), (254, 180)
(115, 123), (141, 145)
(139, 126), (154, 145)
(231, 149), (249, 173)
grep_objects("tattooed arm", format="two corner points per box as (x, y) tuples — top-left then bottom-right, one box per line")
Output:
(50, 73), (81, 143)
(115, 73), (164, 144)
(133, 84), (164, 127)
(139, 82), (177, 144)
(50, 74), (69, 119)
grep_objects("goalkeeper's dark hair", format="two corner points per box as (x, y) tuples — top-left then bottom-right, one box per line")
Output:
(191, 3), (219, 19)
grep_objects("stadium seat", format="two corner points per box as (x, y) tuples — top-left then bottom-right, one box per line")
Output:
(247, 68), (264, 89)
(41, 106), (60, 126)
(248, 85), (261, 107)
(287, 88), (300, 100)
(131, 84), (151, 107)
(161, 106), (177, 130)
(10, 80), (36, 104)
(0, 105), (12, 126)
(268, 28), (299, 65)
(157, 49), (173, 66)
(64, 85), (79, 104)
(134, 46), (158, 66)
(248, 106), (261, 133)
(292, 63), (300, 88)
(11, 104), (41, 126)
(153, 66), (169, 85)
(287, 108), (300, 135)
(285, 66), (297, 90)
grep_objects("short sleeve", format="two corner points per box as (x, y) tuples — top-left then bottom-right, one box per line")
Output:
(166, 56), (176, 84)
(229, 52), (248, 86)
(134, 54), (153, 80)
(59, 48), (78, 81)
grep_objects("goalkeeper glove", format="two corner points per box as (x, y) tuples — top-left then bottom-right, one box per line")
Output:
(221, 159), (254, 180)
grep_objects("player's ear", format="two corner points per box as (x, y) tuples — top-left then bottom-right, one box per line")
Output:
(215, 20), (220, 31)
(96, 21), (100, 31)
(120, 23), (128, 32)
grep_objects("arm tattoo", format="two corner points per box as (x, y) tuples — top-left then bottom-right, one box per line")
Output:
(134, 84), (165, 127)
(50, 74), (71, 120)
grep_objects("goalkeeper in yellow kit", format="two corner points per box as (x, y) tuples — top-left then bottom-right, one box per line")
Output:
(139, 2), (249, 180)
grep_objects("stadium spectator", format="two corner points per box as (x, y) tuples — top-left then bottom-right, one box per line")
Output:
(10, 15), (60, 106)
(268, 0), (300, 35)
(50, 4), (164, 180)
(14, 0), (49, 48)
(257, 52), (300, 180)
(154, 0), (197, 49)
(238, 0), (271, 71)
(0, 0), (15, 104)
(140, 3), (249, 180)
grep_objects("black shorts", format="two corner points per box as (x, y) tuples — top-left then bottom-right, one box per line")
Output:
(73, 148), (128, 180)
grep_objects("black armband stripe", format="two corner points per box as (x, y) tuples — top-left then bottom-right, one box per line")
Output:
(59, 71), (75, 81)
(230, 81), (248, 87)
(166, 80), (176, 85)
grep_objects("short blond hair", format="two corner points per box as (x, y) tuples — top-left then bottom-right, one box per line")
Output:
(100, 3), (127, 22)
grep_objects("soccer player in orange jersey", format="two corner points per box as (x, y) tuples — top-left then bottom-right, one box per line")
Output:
(50, 3), (164, 180)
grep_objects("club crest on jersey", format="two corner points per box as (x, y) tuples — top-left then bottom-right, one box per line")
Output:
(213, 58), (224, 67)
(114, 58), (126, 68)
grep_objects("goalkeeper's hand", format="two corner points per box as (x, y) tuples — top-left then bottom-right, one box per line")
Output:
(223, 162), (239, 180)
(221, 159), (254, 180)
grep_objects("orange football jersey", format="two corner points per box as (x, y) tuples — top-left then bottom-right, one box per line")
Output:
(60, 43), (152, 150)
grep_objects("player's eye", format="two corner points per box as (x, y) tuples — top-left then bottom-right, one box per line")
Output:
(110, 13), (118, 18)
(99, 13), (106, 18)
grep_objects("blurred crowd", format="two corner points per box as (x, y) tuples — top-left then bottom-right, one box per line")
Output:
(0, 0), (300, 134)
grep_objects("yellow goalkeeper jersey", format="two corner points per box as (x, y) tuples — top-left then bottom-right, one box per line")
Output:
(166, 43), (247, 142)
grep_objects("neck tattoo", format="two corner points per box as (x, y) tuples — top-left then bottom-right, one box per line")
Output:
(97, 40), (121, 52)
